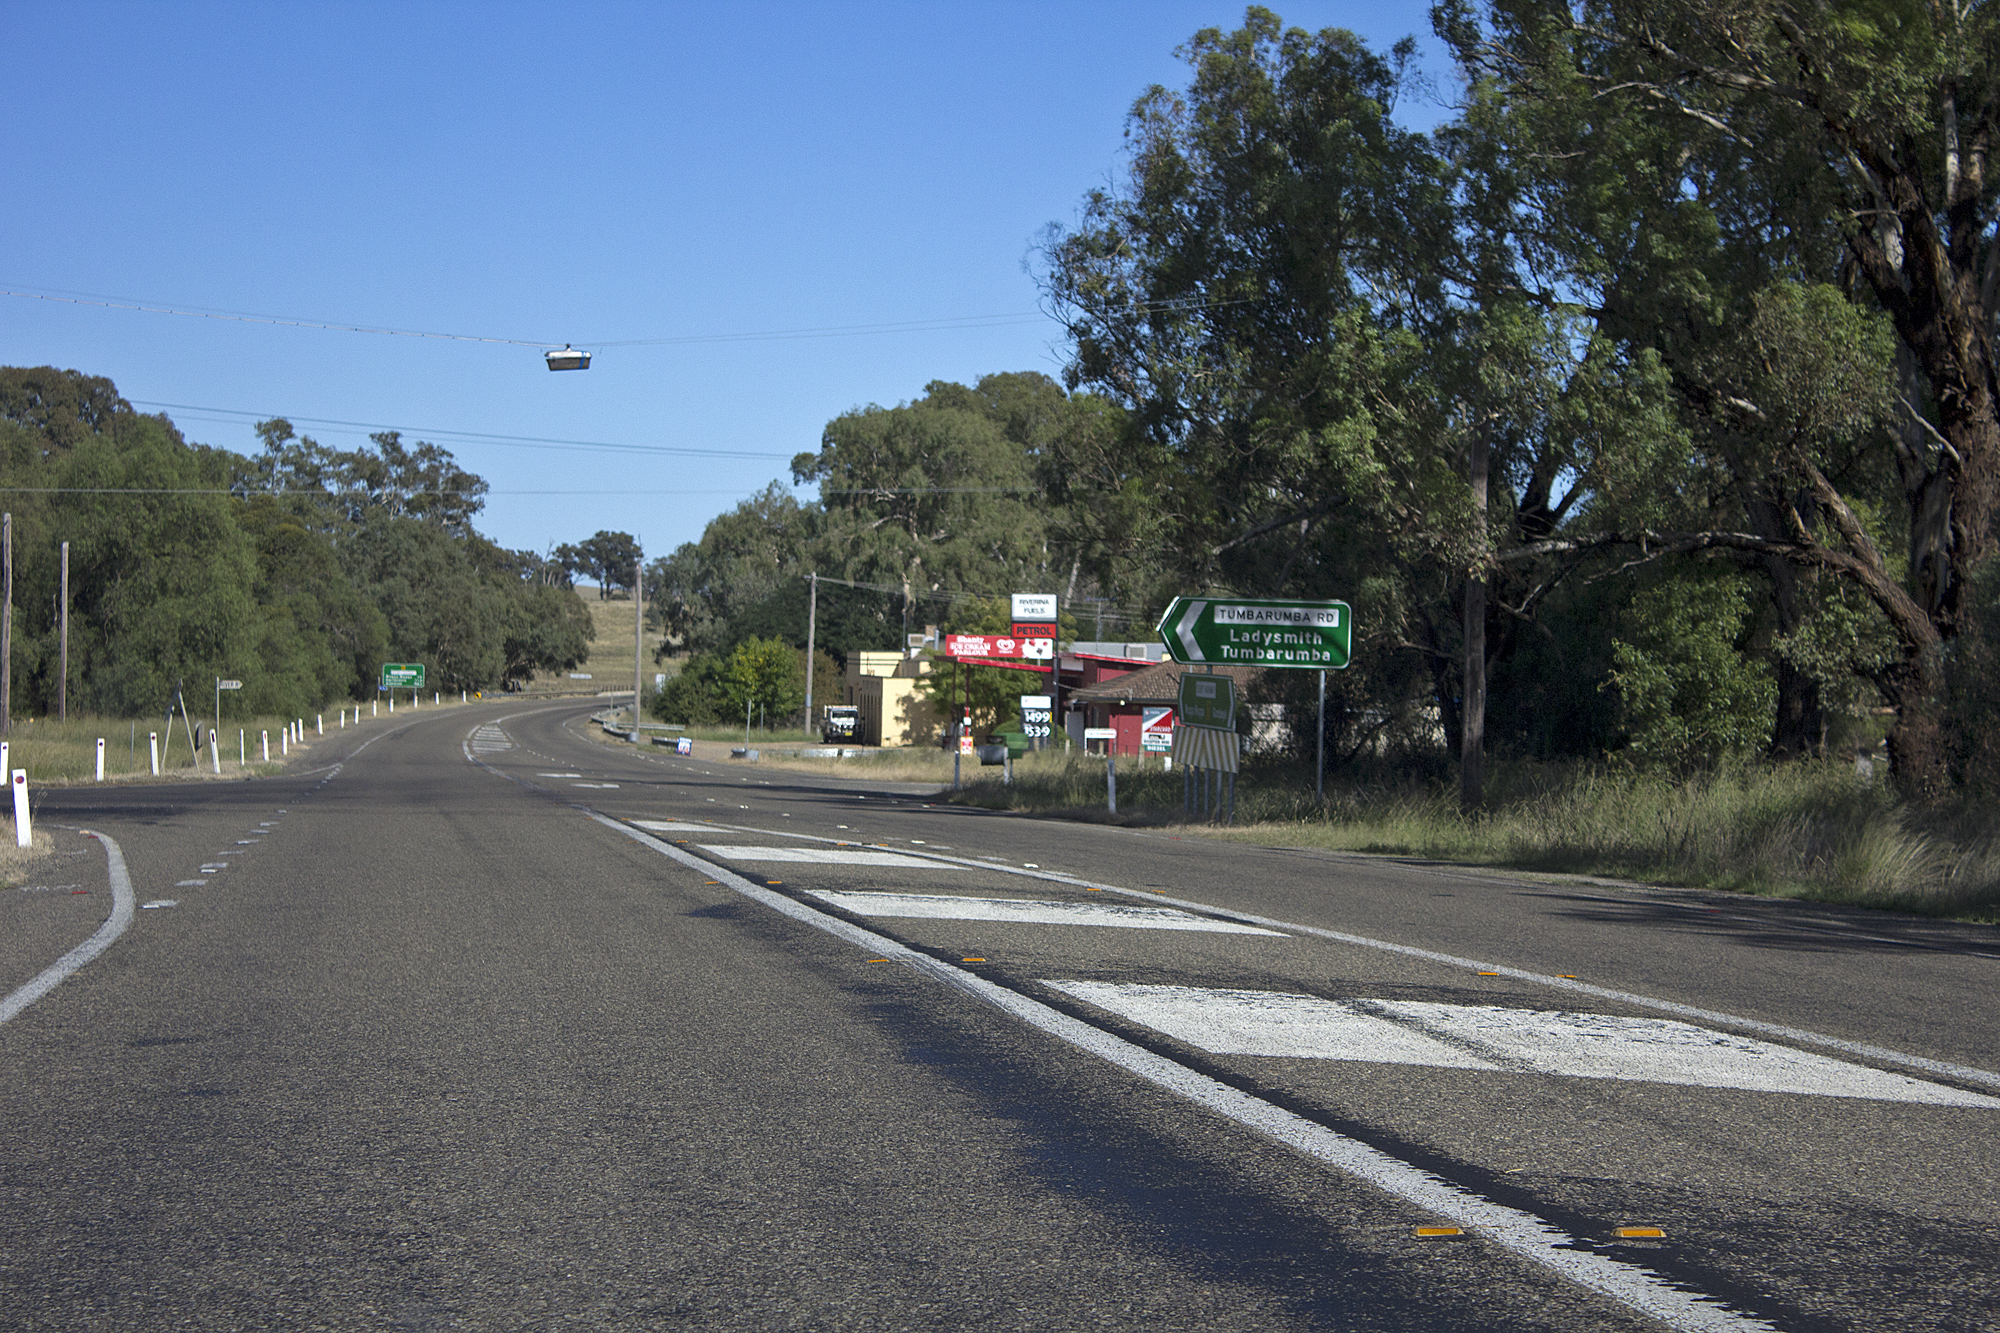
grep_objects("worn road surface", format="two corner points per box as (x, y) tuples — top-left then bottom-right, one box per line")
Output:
(2, 701), (1995, 1330)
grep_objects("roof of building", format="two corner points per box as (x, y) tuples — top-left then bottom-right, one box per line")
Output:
(1067, 661), (1264, 706)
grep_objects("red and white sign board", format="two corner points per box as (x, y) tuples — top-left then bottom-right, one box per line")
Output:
(945, 634), (1054, 660)
(1141, 706), (1175, 752)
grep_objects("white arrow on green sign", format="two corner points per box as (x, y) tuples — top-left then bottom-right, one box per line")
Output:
(1157, 597), (1352, 669)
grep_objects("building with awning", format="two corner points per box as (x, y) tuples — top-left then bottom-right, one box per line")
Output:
(1067, 660), (1267, 757)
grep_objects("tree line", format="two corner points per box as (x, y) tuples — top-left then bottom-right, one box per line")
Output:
(0, 365), (594, 721)
(654, 2), (2000, 801)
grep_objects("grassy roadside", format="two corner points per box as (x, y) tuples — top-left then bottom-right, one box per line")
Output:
(0, 696), (481, 785)
(950, 753), (2000, 923)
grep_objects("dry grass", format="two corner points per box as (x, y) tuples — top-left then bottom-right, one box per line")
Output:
(954, 755), (2000, 921)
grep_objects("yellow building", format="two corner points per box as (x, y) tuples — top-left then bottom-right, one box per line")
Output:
(844, 651), (942, 747)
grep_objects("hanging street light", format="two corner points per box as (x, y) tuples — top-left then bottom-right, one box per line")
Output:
(544, 345), (592, 371)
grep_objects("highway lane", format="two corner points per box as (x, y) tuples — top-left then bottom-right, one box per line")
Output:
(1, 700), (1993, 1330)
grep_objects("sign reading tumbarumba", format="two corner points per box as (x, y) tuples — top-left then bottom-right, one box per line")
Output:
(1156, 597), (1352, 669)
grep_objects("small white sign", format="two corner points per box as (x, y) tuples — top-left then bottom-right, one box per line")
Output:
(1020, 695), (1052, 709)
(1083, 727), (1117, 740)
(569, 672), (593, 680)
(1011, 593), (1058, 622)
(217, 680), (243, 690)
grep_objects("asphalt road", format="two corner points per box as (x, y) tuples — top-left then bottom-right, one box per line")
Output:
(2, 700), (1995, 1331)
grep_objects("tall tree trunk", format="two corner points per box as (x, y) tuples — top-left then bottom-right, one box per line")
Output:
(1461, 432), (1489, 811)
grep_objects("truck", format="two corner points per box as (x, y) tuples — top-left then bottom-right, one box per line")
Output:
(821, 705), (861, 743)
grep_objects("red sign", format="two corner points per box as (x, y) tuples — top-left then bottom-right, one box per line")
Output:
(1011, 622), (1057, 639)
(945, 634), (1053, 660)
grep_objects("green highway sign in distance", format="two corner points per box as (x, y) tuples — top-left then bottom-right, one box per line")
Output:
(381, 662), (425, 689)
(1158, 596), (1352, 669)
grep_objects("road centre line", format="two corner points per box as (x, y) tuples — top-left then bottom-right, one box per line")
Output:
(668, 816), (2000, 1093)
(588, 810), (1776, 1333)
(0, 830), (135, 1027)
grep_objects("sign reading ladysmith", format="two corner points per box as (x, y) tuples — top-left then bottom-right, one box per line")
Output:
(1157, 597), (1352, 669)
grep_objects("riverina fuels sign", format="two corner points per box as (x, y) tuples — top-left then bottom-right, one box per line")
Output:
(1157, 597), (1352, 669)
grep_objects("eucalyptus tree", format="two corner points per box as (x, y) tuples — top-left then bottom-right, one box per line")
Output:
(1437, 0), (2000, 786)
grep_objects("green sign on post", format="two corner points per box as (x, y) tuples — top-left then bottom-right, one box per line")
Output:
(381, 663), (425, 690)
(1157, 597), (1352, 669)
(1176, 672), (1238, 729)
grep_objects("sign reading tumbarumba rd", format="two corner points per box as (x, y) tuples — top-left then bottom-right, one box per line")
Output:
(381, 662), (426, 689)
(1157, 597), (1351, 669)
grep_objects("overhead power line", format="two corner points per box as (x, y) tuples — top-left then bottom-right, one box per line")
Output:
(130, 400), (789, 461)
(1, 283), (1053, 350)
(4, 281), (1255, 354)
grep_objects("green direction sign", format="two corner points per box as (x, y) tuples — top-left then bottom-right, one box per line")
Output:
(1158, 596), (1352, 669)
(381, 662), (426, 689)
(1177, 672), (1238, 730)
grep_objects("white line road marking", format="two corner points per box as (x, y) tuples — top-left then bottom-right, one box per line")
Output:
(1046, 983), (1498, 1064)
(140, 900), (177, 909)
(538, 772), (583, 778)
(175, 879), (207, 887)
(632, 820), (719, 833)
(571, 782), (620, 788)
(1046, 983), (2000, 1107)
(700, 844), (933, 867)
(815, 891), (1289, 936)
(588, 812), (1775, 1333)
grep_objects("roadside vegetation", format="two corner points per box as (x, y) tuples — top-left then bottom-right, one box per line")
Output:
(953, 753), (2000, 921)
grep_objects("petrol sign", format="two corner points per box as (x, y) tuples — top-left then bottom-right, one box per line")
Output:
(1019, 694), (1053, 740)
(1010, 593), (1058, 624)
(1141, 706), (1175, 752)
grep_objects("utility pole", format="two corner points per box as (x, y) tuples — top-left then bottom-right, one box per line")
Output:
(2, 512), (12, 737)
(58, 541), (68, 722)
(632, 548), (644, 743)
(803, 572), (818, 738)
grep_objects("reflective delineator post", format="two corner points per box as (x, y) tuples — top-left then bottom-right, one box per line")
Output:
(281, 730), (288, 756)
(261, 730), (269, 762)
(316, 714), (322, 736)
(1107, 748), (1118, 815)
(239, 730), (245, 766)
(149, 732), (159, 776)
(12, 769), (29, 848)
(372, 700), (378, 717)
(211, 732), (220, 774)
(95, 738), (104, 782)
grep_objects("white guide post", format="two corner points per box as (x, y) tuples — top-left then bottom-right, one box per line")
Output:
(261, 730), (269, 762)
(239, 730), (245, 766)
(281, 730), (288, 756)
(211, 734), (220, 774)
(316, 714), (322, 735)
(372, 700), (378, 717)
(11, 769), (29, 848)
(95, 738), (104, 782)
(149, 732), (159, 776)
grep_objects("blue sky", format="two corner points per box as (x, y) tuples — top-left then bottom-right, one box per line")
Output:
(2, 1), (1452, 562)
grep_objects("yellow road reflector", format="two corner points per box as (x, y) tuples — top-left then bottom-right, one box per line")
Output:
(866, 958), (891, 963)
(767, 880), (782, 885)
(1616, 1226), (1667, 1239)
(963, 957), (986, 963)
(703, 881), (720, 885)
(1477, 971), (1499, 976)
(1558, 974), (1579, 979)
(1414, 1226), (1463, 1237)
(1085, 887), (1102, 891)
